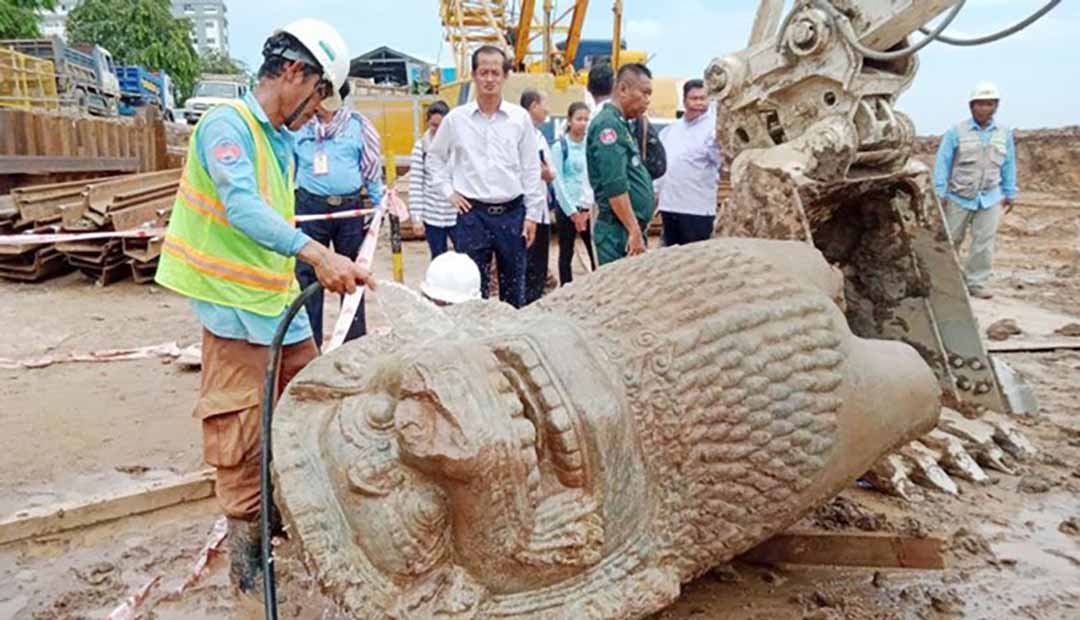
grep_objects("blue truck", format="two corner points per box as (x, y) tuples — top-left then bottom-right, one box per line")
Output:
(1, 36), (120, 115)
(116, 66), (175, 120)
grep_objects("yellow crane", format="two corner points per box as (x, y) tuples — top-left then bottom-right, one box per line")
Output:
(436, 0), (682, 115)
(440, 0), (590, 78)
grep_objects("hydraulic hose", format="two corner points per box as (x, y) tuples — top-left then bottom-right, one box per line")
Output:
(261, 281), (323, 620)
(918, 0), (1062, 47)
(813, 0), (967, 62)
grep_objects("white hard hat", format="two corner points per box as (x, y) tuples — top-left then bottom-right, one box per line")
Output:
(421, 252), (482, 305)
(970, 81), (1001, 102)
(274, 19), (350, 111)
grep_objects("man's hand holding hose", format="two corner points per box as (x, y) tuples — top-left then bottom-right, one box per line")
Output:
(298, 241), (376, 295)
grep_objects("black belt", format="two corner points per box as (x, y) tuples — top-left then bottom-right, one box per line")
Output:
(468, 195), (524, 216)
(297, 187), (363, 207)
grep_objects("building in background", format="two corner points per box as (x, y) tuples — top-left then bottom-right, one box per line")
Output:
(350, 46), (438, 92)
(175, 0), (229, 55)
(38, 1), (74, 38)
(38, 0), (229, 55)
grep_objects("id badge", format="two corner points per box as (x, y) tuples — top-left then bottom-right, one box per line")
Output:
(313, 151), (330, 176)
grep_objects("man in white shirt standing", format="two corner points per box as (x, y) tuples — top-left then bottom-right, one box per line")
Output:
(655, 79), (722, 246)
(521, 88), (556, 304)
(428, 46), (546, 309)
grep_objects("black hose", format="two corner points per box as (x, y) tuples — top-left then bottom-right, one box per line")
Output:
(261, 281), (323, 620)
(814, 0), (967, 62)
(919, 0), (1061, 47)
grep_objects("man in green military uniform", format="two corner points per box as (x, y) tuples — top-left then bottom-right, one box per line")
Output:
(587, 63), (655, 265)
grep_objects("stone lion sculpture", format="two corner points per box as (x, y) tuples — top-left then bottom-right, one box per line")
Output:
(272, 238), (940, 619)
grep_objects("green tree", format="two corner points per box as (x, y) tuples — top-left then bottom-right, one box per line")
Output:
(67, 0), (199, 99)
(0, 0), (57, 38)
(199, 49), (248, 77)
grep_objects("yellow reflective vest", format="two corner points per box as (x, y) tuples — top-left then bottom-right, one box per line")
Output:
(155, 100), (299, 317)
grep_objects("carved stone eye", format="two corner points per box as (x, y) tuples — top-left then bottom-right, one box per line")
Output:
(366, 395), (396, 430)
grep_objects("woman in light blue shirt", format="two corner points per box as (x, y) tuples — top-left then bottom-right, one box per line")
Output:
(551, 102), (596, 285)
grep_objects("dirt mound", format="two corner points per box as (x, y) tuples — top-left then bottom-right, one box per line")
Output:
(810, 496), (888, 532)
(914, 126), (1080, 200)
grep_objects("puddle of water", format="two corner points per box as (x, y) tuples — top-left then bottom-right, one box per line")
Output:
(979, 491), (1080, 578)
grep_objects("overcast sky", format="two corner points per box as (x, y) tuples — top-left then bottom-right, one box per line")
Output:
(228, 0), (1076, 134)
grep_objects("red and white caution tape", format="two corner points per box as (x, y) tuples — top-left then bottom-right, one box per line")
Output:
(0, 227), (165, 246)
(0, 341), (182, 370)
(294, 208), (373, 223)
(324, 188), (407, 352)
(106, 575), (161, 620)
(173, 516), (228, 597)
(104, 516), (228, 617)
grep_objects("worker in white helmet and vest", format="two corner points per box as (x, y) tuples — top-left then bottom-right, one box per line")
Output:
(421, 251), (483, 305)
(154, 19), (372, 601)
(933, 81), (1018, 300)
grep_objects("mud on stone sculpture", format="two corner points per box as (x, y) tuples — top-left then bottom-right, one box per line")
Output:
(272, 238), (941, 620)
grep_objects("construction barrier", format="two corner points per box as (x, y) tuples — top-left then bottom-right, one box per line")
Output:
(0, 106), (177, 192)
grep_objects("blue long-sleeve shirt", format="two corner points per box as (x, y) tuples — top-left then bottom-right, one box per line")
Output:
(188, 92), (313, 345)
(294, 114), (385, 203)
(933, 118), (1018, 211)
(551, 134), (593, 216)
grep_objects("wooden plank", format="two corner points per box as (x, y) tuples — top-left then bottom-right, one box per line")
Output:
(150, 111), (167, 171)
(741, 530), (946, 570)
(109, 122), (121, 159)
(0, 110), (16, 155)
(58, 116), (74, 157)
(0, 469), (215, 545)
(78, 119), (95, 157)
(119, 123), (131, 157)
(96, 119), (108, 159)
(988, 339), (1080, 353)
(30, 113), (45, 156)
(13, 110), (31, 156)
(0, 155), (140, 174)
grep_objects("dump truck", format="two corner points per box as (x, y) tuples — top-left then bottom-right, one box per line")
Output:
(116, 66), (170, 119)
(183, 73), (248, 125)
(0, 36), (120, 115)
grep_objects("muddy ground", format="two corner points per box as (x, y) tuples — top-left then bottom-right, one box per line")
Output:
(1, 194), (1078, 619)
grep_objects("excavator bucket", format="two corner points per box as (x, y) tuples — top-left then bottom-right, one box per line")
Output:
(708, 0), (1035, 416)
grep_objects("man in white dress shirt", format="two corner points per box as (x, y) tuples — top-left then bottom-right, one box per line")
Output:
(655, 79), (722, 246)
(427, 45), (546, 308)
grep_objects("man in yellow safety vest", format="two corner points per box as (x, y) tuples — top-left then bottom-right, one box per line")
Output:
(155, 19), (373, 600)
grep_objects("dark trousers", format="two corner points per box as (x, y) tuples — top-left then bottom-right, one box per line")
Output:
(525, 221), (551, 304)
(661, 211), (715, 247)
(555, 208), (595, 285)
(424, 224), (457, 259)
(454, 196), (526, 308)
(294, 189), (367, 349)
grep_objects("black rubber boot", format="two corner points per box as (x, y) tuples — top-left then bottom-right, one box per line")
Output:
(227, 516), (265, 604)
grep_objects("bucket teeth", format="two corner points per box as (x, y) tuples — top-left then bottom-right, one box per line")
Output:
(937, 409), (1018, 474)
(922, 429), (990, 484)
(973, 444), (1015, 474)
(983, 413), (1039, 462)
(864, 408), (1039, 498)
(900, 441), (959, 496)
(864, 454), (918, 500)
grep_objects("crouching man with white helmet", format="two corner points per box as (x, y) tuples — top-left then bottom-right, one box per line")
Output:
(421, 251), (483, 305)
(933, 81), (1019, 300)
(153, 18), (373, 602)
